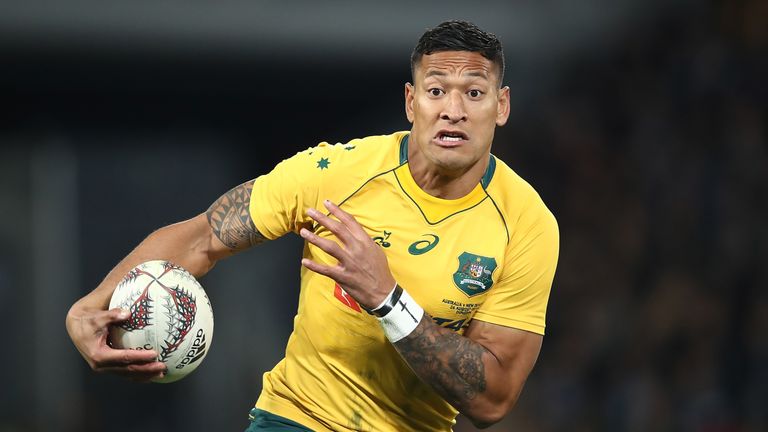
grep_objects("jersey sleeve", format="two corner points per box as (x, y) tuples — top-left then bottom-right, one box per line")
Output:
(472, 196), (559, 335)
(248, 143), (333, 240)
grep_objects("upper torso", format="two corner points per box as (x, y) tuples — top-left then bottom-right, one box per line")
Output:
(249, 132), (558, 431)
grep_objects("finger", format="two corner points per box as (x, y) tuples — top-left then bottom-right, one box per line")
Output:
(301, 257), (342, 282)
(132, 372), (167, 383)
(300, 228), (346, 259)
(307, 208), (352, 243)
(130, 373), (165, 383)
(99, 364), (168, 382)
(94, 347), (159, 367)
(98, 361), (167, 375)
(323, 200), (369, 240)
(91, 308), (132, 329)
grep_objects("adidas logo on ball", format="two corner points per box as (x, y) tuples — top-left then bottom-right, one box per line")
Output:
(177, 329), (208, 370)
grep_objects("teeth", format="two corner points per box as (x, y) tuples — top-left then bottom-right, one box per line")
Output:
(441, 135), (463, 142)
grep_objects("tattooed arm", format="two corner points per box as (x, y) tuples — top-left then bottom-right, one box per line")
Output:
(205, 179), (267, 252)
(66, 180), (266, 380)
(393, 316), (542, 428)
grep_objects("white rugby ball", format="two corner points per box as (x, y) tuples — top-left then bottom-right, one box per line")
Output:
(108, 260), (214, 383)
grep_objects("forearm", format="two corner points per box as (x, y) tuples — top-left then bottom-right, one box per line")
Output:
(392, 315), (513, 427)
(65, 213), (224, 364)
(65, 179), (266, 378)
(71, 179), (264, 314)
(70, 214), (220, 312)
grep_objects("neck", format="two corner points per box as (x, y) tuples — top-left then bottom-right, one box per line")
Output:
(407, 152), (488, 200)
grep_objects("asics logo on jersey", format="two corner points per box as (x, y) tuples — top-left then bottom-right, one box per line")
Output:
(408, 234), (440, 255)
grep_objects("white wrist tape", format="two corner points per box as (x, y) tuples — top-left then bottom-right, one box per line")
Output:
(377, 286), (424, 343)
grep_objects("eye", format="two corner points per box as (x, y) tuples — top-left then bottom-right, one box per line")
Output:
(428, 88), (444, 97)
(468, 89), (483, 98)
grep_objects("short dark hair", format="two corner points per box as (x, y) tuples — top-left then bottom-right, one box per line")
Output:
(411, 20), (505, 86)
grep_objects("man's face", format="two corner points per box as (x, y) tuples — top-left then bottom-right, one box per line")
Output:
(405, 51), (510, 175)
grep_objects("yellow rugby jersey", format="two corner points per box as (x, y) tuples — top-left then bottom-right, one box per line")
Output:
(249, 132), (559, 432)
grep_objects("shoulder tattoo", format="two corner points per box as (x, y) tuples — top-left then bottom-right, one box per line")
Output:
(206, 179), (267, 250)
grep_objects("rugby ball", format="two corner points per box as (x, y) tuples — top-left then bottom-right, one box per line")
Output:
(108, 260), (214, 383)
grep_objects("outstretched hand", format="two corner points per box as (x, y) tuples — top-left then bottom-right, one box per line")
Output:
(66, 306), (167, 382)
(300, 200), (396, 310)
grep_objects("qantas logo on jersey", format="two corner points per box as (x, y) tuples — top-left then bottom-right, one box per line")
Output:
(334, 283), (362, 312)
(453, 252), (497, 297)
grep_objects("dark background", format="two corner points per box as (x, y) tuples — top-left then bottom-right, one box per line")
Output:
(1, 0), (766, 431)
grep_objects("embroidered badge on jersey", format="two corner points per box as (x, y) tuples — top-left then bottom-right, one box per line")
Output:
(453, 252), (497, 297)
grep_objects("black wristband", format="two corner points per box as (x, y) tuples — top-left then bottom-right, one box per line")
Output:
(364, 284), (403, 318)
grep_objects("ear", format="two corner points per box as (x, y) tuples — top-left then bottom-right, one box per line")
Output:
(496, 86), (511, 127)
(404, 82), (415, 123)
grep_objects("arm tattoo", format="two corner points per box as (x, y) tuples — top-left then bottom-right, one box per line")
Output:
(205, 180), (267, 250)
(393, 315), (487, 411)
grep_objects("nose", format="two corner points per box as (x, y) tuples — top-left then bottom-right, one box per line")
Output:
(440, 91), (467, 123)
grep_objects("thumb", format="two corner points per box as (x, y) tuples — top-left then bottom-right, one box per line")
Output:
(100, 307), (131, 327)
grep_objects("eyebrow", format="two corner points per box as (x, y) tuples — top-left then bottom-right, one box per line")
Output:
(424, 70), (489, 79)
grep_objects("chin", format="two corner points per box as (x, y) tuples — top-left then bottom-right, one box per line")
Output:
(432, 154), (474, 173)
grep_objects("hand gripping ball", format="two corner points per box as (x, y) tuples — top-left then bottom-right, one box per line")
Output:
(108, 260), (214, 383)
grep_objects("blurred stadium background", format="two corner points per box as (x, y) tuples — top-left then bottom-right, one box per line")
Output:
(1, 0), (766, 431)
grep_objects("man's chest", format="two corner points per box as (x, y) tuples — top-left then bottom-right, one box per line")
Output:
(328, 181), (508, 333)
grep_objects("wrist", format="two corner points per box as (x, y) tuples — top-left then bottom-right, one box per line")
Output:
(362, 282), (400, 318)
(375, 285), (424, 343)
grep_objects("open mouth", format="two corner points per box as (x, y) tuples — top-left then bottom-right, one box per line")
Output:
(435, 130), (468, 143)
